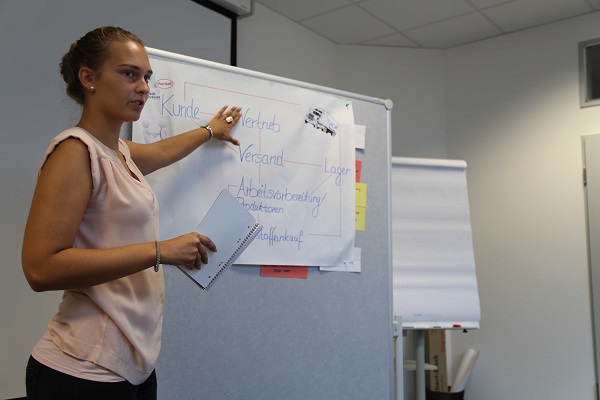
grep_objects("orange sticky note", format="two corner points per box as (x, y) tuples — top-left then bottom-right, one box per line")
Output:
(355, 160), (362, 182)
(260, 265), (308, 279)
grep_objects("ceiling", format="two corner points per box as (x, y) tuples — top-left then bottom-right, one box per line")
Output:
(255, 0), (600, 49)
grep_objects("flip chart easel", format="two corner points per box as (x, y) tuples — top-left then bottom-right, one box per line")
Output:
(391, 157), (481, 399)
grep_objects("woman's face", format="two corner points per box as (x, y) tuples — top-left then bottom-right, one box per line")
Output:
(89, 40), (153, 123)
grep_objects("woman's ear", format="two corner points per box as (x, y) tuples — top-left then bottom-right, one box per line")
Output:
(78, 67), (96, 92)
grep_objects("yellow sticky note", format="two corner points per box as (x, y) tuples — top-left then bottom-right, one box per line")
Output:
(356, 182), (367, 207)
(356, 206), (366, 231)
(355, 182), (367, 231)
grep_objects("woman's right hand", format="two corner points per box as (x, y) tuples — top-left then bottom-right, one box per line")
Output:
(159, 232), (217, 270)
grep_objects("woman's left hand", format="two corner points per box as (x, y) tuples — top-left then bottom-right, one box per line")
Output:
(207, 105), (242, 145)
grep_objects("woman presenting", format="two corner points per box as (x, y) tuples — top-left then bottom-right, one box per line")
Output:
(22, 26), (241, 399)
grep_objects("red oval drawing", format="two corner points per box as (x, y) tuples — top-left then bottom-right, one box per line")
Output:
(155, 79), (174, 89)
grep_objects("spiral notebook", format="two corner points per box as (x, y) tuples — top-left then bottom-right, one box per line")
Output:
(177, 189), (262, 290)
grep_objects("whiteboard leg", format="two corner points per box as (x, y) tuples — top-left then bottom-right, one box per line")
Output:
(415, 330), (426, 400)
(393, 316), (403, 400)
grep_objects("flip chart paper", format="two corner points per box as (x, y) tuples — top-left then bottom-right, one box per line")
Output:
(133, 54), (357, 267)
(392, 157), (481, 329)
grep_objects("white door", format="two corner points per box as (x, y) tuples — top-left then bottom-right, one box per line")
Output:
(582, 133), (600, 390)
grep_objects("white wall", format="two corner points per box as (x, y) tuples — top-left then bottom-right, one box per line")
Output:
(335, 45), (447, 158)
(446, 12), (600, 400)
(237, 4), (337, 87)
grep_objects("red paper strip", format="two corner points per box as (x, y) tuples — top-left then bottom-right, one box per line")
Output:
(260, 265), (308, 279)
(355, 160), (362, 182)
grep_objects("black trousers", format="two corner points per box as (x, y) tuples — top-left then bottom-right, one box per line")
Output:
(26, 356), (157, 400)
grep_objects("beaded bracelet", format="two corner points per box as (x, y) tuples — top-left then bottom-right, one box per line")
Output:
(154, 240), (161, 272)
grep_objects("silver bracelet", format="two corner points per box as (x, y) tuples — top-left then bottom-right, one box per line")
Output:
(154, 240), (161, 272)
(201, 124), (213, 140)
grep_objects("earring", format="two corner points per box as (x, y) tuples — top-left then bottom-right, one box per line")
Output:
(90, 85), (95, 91)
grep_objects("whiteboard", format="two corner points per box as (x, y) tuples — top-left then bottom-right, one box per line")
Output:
(138, 48), (395, 400)
(392, 157), (481, 329)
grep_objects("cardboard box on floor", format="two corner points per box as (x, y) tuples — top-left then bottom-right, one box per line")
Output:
(425, 330), (448, 393)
